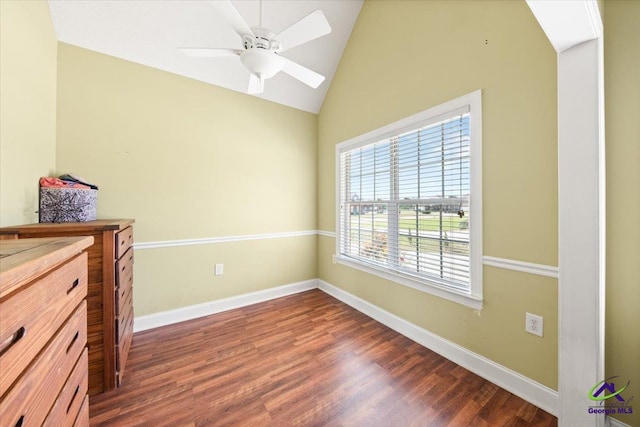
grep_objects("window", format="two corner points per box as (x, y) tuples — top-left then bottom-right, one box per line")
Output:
(336, 90), (482, 308)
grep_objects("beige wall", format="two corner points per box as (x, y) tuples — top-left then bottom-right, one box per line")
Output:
(56, 44), (318, 316)
(318, 0), (559, 389)
(605, 2), (640, 426)
(6, 1), (638, 413)
(0, 0), (57, 226)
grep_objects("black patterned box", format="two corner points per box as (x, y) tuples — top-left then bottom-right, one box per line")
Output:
(39, 187), (98, 223)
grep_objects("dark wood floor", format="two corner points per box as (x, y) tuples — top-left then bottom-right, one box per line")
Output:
(89, 289), (557, 426)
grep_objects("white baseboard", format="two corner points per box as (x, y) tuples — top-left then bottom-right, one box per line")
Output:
(608, 417), (632, 427)
(134, 279), (318, 332)
(317, 279), (559, 417)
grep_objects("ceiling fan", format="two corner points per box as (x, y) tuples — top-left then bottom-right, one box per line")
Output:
(179, 0), (332, 95)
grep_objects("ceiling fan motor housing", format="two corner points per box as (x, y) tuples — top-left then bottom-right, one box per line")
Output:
(243, 27), (282, 51)
(240, 27), (284, 78)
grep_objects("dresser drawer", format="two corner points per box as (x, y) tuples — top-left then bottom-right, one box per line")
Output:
(116, 268), (133, 317)
(116, 295), (133, 378)
(43, 348), (89, 427)
(115, 226), (133, 259)
(73, 395), (89, 427)
(0, 253), (87, 397)
(0, 301), (87, 427)
(115, 304), (134, 384)
(115, 246), (133, 291)
(116, 288), (134, 346)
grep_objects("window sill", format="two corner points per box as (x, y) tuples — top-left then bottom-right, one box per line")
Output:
(335, 256), (483, 310)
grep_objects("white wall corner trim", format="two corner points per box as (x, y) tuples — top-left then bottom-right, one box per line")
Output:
(608, 417), (632, 427)
(483, 256), (559, 279)
(526, 0), (600, 53)
(317, 230), (336, 238)
(133, 230), (318, 250)
(134, 279), (318, 332)
(558, 36), (606, 427)
(317, 279), (559, 416)
(528, 1), (605, 426)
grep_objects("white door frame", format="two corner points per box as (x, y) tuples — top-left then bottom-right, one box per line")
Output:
(526, 1), (605, 426)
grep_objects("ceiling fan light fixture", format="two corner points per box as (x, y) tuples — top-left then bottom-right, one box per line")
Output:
(240, 48), (284, 79)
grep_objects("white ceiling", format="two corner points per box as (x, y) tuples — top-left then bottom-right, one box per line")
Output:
(48, 0), (363, 114)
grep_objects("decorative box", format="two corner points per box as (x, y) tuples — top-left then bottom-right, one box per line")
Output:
(39, 187), (98, 223)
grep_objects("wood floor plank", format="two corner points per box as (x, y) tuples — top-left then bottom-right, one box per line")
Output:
(89, 290), (556, 426)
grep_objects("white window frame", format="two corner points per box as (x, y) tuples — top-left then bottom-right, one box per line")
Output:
(335, 90), (483, 309)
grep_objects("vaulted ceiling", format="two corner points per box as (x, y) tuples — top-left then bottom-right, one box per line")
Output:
(48, 0), (363, 113)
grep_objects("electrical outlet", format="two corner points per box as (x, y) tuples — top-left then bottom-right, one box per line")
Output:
(332, 254), (336, 264)
(525, 312), (544, 337)
(215, 264), (224, 276)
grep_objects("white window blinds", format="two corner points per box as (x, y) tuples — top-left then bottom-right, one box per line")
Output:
(338, 109), (474, 293)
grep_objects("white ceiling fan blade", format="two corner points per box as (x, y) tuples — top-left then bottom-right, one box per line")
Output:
(248, 74), (264, 94)
(210, 0), (254, 38)
(275, 10), (331, 53)
(281, 58), (325, 89)
(178, 48), (241, 58)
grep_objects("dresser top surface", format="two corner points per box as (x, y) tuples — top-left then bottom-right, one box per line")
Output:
(0, 236), (94, 298)
(0, 219), (134, 235)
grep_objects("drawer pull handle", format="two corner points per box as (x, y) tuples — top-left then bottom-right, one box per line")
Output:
(67, 278), (80, 294)
(67, 385), (80, 414)
(122, 265), (126, 272)
(0, 327), (26, 357)
(66, 331), (79, 354)
(14, 416), (24, 427)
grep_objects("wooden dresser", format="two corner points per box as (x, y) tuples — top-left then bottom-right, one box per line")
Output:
(0, 236), (93, 426)
(0, 219), (135, 396)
